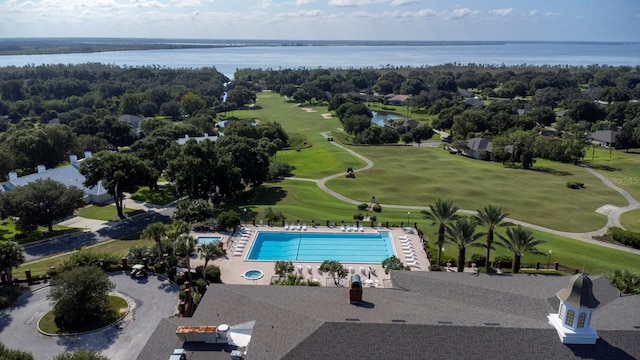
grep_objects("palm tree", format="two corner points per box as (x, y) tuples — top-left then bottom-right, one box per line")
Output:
(175, 234), (197, 283)
(142, 222), (168, 262)
(474, 205), (509, 272)
(0, 240), (25, 285)
(126, 245), (154, 265)
(445, 217), (482, 272)
(497, 225), (545, 273)
(199, 242), (224, 279)
(421, 199), (459, 266)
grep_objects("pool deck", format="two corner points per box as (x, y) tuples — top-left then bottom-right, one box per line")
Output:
(190, 225), (430, 287)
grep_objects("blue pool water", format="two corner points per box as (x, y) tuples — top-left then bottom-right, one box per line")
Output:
(243, 269), (264, 280)
(247, 231), (393, 263)
(197, 236), (222, 245)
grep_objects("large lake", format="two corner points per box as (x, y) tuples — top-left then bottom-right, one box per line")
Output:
(0, 42), (638, 79)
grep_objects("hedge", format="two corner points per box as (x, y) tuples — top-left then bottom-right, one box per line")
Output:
(608, 227), (640, 249)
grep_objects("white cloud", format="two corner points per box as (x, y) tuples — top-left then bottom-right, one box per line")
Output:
(328, 0), (386, 7)
(172, 0), (202, 7)
(415, 8), (438, 18)
(294, 0), (315, 4)
(528, 9), (539, 16)
(488, 7), (513, 16)
(448, 7), (476, 19)
(390, 0), (418, 6)
(277, 9), (322, 17)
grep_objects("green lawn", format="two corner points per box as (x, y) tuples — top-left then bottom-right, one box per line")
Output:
(582, 147), (640, 201)
(620, 209), (640, 232)
(76, 204), (145, 222)
(38, 295), (128, 334)
(0, 218), (80, 244)
(130, 186), (178, 206)
(18, 235), (153, 278)
(325, 146), (624, 232)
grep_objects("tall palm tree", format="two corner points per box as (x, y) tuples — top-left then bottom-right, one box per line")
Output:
(474, 205), (509, 272)
(175, 234), (197, 283)
(200, 241), (224, 279)
(445, 217), (482, 273)
(142, 222), (168, 262)
(421, 199), (459, 266)
(0, 240), (25, 285)
(497, 225), (545, 273)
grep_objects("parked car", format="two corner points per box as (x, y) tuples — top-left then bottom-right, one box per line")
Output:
(130, 264), (148, 279)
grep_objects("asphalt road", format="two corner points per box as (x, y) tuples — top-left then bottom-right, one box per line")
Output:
(0, 272), (178, 360)
(23, 209), (174, 261)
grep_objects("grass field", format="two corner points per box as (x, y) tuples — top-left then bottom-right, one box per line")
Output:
(76, 204), (144, 222)
(326, 146), (624, 232)
(17, 235), (153, 278)
(0, 219), (80, 244)
(38, 295), (128, 334)
(620, 209), (640, 232)
(582, 147), (640, 201)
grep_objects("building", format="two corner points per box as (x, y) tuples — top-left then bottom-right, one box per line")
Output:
(138, 271), (640, 360)
(386, 94), (410, 106)
(590, 130), (619, 148)
(177, 133), (219, 145)
(1, 152), (111, 204)
(464, 137), (493, 160)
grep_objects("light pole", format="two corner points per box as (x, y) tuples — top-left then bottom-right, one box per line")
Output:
(407, 211), (411, 227)
(547, 249), (553, 270)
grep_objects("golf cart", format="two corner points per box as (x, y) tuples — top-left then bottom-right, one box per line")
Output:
(130, 264), (148, 279)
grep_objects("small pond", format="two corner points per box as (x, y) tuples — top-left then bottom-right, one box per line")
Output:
(371, 111), (402, 127)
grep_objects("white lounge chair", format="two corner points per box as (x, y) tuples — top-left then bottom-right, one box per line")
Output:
(359, 224), (364, 232)
(297, 265), (303, 273)
(360, 266), (366, 274)
(317, 266), (322, 274)
(296, 223), (302, 230)
(302, 222), (307, 231)
(347, 224), (352, 232)
(349, 266), (354, 273)
(341, 224), (346, 232)
(399, 235), (410, 241)
(401, 245), (414, 251)
(284, 222), (289, 230)
(307, 265), (312, 274)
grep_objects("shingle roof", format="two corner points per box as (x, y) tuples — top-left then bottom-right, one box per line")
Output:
(466, 137), (492, 152)
(590, 130), (618, 144)
(138, 272), (640, 360)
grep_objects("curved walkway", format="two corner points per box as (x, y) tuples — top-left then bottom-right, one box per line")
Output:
(289, 133), (640, 256)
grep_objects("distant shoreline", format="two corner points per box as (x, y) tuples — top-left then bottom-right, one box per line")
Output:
(0, 38), (635, 56)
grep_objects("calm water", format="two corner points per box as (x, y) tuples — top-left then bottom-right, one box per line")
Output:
(247, 231), (393, 263)
(0, 42), (638, 79)
(371, 111), (402, 126)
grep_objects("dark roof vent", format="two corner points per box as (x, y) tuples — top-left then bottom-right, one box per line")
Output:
(345, 318), (360, 322)
(391, 319), (406, 323)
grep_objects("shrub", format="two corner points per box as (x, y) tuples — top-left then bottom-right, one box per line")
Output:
(0, 286), (23, 309)
(372, 204), (382, 212)
(195, 265), (221, 283)
(268, 161), (293, 179)
(608, 227), (640, 249)
(566, 181), (585, 189)
(194, 278), (208, 294)
(428, 265), (443, 271)
(357, 203), (369, 211)
(494, 255), (513, 269)
(470, 254), (486, 267)
(353, 213), (364, 221)
(153, 262), (166, 274)
(60, 251), (120, 271)
(369, 215), (377, 222)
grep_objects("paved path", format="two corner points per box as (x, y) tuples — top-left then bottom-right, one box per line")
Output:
(290, 133), (640, 256)
(0, 272), (178, 360)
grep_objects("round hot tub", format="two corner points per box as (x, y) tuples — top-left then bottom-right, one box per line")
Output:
(243, 269), (264, 280)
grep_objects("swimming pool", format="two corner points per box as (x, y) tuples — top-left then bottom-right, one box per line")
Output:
(197, 236), (222, 245)
(247, 231), (393, 263)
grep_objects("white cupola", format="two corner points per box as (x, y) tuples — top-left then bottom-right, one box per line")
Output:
(548, 273), (600, 344)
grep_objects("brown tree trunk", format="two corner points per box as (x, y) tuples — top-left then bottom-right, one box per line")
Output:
(513, 255), (522, 274)
(457, 247), (465, 273)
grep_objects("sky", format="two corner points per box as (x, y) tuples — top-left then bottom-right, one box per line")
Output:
(0, 0), (638, 42)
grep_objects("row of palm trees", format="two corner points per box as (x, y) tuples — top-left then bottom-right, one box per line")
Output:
(421, 199), (546, 273)
(132, 220), (224, 280)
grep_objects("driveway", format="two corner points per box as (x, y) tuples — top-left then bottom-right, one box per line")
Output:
(0, 272), (178, 360)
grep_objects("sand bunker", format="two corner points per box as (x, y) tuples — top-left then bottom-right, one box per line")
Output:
(321, 113), (333, 119)
(300, 107), (317, 113)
